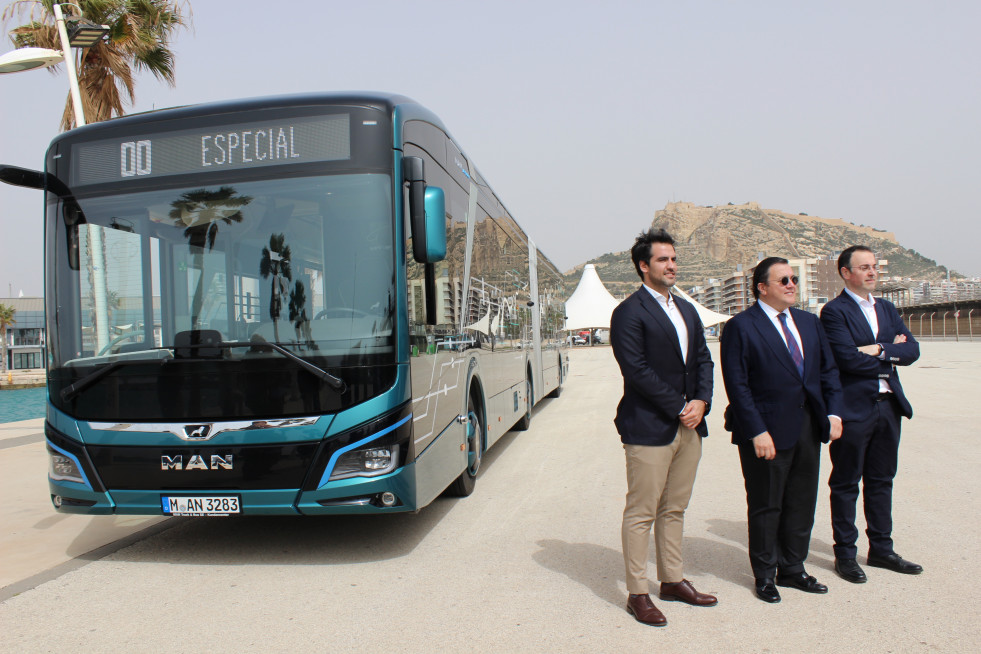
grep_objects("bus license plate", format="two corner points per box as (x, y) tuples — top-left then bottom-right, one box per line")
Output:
(162, 496), (240, 516)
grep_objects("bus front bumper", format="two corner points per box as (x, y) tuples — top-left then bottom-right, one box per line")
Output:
(48, 463), (420, 516)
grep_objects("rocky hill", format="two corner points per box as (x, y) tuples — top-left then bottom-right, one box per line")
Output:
(563, 201), (956, 298)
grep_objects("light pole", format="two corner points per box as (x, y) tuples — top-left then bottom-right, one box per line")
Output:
(52, 2), (86, 127)
(0, 2), (109, 127)
(0, 3), (110, 349)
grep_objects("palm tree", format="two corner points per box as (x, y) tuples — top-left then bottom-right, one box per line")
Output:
(0, 303), (16, 376)
(259, 233), (292, 343)
(3, 0), (190, 130)
(288, 280), (312, 346)
(169, 187), (251, 330)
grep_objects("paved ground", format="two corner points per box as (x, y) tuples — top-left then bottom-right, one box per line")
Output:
(1, 342), (979, 653)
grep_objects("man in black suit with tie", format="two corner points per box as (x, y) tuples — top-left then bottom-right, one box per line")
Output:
(610, 228), (716, 627)
(820, 245), (922, 583)
(720, 257), (843, 603)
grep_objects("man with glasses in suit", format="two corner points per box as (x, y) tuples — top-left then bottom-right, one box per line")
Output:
(820, 245), (922, 584)
(721, 257), (843, 603)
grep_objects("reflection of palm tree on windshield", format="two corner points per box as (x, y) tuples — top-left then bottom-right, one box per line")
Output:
(289, 281), (313, 346)
(260, 233), (292, 343)
(169, 187), (252, 330)
(170, 187), (251, 248)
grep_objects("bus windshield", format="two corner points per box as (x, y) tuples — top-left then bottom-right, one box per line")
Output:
(47, 172), (397, 422)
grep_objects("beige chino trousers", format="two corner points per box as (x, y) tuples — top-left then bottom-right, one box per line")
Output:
(622, 425), (701, 595)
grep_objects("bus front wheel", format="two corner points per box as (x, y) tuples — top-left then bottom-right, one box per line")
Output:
(449, 394), (482, 497)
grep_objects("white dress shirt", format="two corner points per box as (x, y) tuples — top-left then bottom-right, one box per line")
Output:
(643, 284), (688, 363)
(844, 287), (891, 393)
(758, 301), (803, 358)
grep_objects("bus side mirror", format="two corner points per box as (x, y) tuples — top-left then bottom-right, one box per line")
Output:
(0, 164), (45, 190)
(404, 156), (446, 263)
(422, 186), (446, 262)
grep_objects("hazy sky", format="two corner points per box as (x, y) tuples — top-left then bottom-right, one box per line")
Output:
(2, 0), (978, 297)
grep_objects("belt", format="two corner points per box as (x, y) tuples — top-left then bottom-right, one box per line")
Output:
(876, 393), (894, 402)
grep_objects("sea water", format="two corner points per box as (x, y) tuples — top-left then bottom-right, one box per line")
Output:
(0, 387), (47, 423)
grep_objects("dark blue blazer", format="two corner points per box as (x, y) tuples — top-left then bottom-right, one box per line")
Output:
(721, 302), (843, 449)
(819, 292), (918, 421)
(610, 286), (714, 446)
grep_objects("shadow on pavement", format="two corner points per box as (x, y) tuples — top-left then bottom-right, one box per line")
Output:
(76, 416), (534, 568)
(532, 539), (624, 607)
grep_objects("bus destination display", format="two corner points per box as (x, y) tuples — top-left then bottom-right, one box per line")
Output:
(71, 114), (351, 186)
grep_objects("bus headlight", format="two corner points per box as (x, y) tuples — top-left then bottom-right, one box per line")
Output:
(307, 403), (413, 489)
(49, 451), (85, 484)
(331, 444), (399, 480)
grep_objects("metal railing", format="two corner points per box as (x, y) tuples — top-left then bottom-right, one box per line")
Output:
(902, 309), (977, 341)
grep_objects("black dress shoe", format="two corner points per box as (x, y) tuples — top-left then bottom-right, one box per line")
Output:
(776, 571), (828, 594)
(867, 552), (923, 575)
(835, 558), (867, 583)
(755, 578), (781, 603)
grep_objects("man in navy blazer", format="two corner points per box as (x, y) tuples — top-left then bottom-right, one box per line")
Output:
(820, 245), (922, 583)
(721, 257), (843, 603)
(611, 228), (716, 627)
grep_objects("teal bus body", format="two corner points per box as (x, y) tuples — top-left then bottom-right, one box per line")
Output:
(34, 93), (567, 516)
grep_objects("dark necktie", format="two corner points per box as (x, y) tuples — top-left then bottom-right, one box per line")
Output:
(778, 312), (804, 377)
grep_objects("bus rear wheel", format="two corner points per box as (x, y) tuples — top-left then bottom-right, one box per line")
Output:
(449, 394), (482, 497)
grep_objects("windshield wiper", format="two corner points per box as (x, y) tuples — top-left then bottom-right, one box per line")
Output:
(61, 355), (169, 402)
(172, 329), (346, 391)
(241, 334), (347, 392)
(61, 333), (347, 402)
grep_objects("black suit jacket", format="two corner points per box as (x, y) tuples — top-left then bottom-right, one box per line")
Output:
(720, 302), (843, 450)
(819, 291), (918, 421)
(610, 286), (713, 446)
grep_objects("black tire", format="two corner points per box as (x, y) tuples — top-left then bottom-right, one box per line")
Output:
(513, 373), (533, 431)
(449, 393), (482, 497)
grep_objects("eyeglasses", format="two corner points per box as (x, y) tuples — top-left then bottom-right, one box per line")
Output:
(769, 275), (799, 287)
(848, 264), (879, 273)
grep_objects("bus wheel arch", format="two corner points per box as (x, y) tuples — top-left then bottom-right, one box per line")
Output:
(547, 353), (563, 398)
(513, 364), (533, 431)
(449, 374), (485, 497)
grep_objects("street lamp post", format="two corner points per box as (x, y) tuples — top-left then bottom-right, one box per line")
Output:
(0, 3), (109, 126)
(1, 3), (110, 350)
(52, 2), (87, 127)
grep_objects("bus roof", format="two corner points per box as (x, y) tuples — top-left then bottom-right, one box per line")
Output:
(48, 91), (448, 143)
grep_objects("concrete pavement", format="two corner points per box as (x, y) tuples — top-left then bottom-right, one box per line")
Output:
(1, 342), (979, 652)
(0, 419), (169, 596)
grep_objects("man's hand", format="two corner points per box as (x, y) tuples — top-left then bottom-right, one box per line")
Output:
(893, 334), (907, 344)
(829, 416), (842, 441)
(680, 399), (706, 429)
(752, 432), (776, 460)
(857, 343), (881, 356)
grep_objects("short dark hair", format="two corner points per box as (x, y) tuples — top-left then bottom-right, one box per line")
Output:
(752, 256), (789, 299)
(630, 228), (675, 279)
(837, 245), (874, 277)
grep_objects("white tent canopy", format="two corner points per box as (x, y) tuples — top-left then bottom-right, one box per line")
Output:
(672, 286), (732, 328)
(563, 263), (731, 331)
(564, 264), (621, 331)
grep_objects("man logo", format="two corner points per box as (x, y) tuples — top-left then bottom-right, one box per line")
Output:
(161, 455), (234, 471)
(183, 424), (212, 441)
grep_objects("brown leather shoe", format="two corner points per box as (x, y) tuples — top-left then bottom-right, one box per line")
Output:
(626, 594), (667, 627)
(658, 579), (718, 606)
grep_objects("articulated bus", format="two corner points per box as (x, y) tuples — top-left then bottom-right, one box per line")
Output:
(1, 93), (567, 516)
